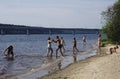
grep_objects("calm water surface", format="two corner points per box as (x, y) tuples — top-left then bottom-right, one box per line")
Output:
(0, 34), (98, 77)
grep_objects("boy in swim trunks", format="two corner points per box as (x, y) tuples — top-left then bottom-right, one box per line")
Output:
(73, 37), (79, 54)
(54, 36), (64, 57)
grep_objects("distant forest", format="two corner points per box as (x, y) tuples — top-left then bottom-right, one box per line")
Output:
(0, 23), (100, 35)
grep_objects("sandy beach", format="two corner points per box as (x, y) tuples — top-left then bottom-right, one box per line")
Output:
(40, 45), (120, 79)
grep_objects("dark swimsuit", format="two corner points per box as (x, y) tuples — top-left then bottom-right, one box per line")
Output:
(58, 44), (62, 48)
(57, 39), (62, 48)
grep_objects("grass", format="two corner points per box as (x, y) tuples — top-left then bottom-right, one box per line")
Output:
(101, 39), (112, 47)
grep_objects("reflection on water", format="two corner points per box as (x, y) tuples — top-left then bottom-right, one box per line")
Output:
(46, 49), (97, 76)
(47, 57), (60, 74)
(58, 60), (62, 70)
(45, 56), (62, 74)
(47, 53), (77, 74)
(73, 53), (77, 63)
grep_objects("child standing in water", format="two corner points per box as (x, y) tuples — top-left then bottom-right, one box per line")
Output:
(73, 37), (79, 54)
(47, 37), (53, 57)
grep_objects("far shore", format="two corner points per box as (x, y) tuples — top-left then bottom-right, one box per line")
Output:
(40, 44), (120, 79)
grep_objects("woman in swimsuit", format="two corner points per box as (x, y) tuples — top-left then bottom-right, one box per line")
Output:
(47, 37), (53, 57)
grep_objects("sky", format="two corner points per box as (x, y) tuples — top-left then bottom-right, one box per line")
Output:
(0, 0), (117, 28)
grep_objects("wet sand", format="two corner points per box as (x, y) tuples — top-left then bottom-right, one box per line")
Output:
(40, 45), (120, 79)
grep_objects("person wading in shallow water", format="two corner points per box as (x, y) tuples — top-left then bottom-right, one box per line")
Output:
(3, 45), (14, 60)
(82, 35), (87, 45)
(53, 36), (64, 57)
(73, 37), (79, 54)
(47, 37), (53, 57)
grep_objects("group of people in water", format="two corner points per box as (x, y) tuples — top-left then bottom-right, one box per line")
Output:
(2, 35), (87, 60)
(47, 35), (87, 57)
(3, 34), (105, 60)
(47, 36), (65, 57)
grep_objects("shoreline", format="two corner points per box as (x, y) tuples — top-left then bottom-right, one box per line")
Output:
(40, 45), (120, 79)
(1, 44), (97, 79)
(1, 44), (119, 79)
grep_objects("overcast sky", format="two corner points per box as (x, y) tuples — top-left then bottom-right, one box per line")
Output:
(0, 0), (117, 28)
